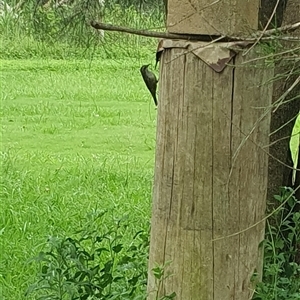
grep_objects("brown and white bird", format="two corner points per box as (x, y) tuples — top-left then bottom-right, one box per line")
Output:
(140, 64), (158, 106)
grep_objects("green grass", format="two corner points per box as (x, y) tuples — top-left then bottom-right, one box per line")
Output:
(1, 4), (299, 295)
(0, 4), (163, 60)
(0, 58), (157, 299)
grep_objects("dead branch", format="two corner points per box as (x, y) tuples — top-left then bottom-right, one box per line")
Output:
(90, 20), (300, 42)
(90, 21), (221, 41)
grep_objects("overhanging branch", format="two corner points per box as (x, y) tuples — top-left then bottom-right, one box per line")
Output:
(90, 21), (222, 41)
(90, 21), (300, 42)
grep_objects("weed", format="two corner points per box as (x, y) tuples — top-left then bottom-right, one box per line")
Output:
(253, 187), (300, 300)
(152, 261), (176, 300)
(26, 211), (149, 300)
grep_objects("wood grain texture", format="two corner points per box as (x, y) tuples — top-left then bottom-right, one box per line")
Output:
(167, 0), (259, 35)
(147, 46), (273, 299)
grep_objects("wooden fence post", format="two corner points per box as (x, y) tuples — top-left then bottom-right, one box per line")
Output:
(147, 1), (274, 299)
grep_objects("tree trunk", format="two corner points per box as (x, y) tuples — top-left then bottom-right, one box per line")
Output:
(266, 0), (300, 202)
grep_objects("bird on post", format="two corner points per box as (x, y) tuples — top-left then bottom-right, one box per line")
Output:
(140, 64), (158, 106)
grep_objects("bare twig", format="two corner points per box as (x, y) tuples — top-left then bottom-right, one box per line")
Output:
(269, 111), (299, 136)
(244, 0), (280, 55)
(273, 75), (300, 113)
(212, 184), (300, 242)
(220, 108), (299, 172)
(241, 46), (300, 65)
(164, 35), (226, 65)
(264, 132), (299, 148)
(261, 21), (300, 37)
(276, 36), (300, 41)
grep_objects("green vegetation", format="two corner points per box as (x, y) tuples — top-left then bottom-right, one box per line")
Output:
(0, 3), (163, 299)
(0, 1), (299, 299)
(0, 2), (163, 60)
(253, 188), (300, 300)
(1, 58), (157, 299)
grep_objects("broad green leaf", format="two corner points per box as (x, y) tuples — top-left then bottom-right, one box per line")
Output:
(290, 112), (300, 185)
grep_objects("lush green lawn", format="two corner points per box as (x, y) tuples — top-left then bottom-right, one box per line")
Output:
(1, 57), (299, 300)
(0, 59), (157, 299)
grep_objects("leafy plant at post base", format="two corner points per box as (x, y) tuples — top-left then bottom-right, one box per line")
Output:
(26, 210), (149, 299)
(152, 261), (176, 300)
(253, 187), (300, 300)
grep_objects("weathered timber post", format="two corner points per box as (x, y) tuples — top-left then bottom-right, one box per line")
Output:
(147, 1), (274, 299)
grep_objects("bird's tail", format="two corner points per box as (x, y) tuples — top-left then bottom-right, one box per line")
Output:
(152, 94), (158, 106)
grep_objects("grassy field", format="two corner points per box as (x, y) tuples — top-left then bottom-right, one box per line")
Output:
(1, 6), (299, 295)
(0, 58), (157, 299)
